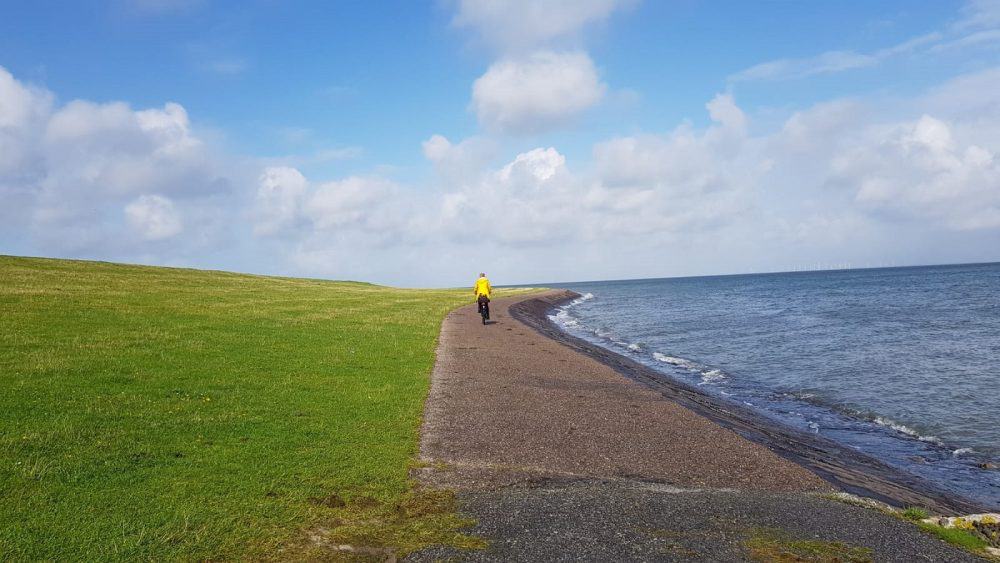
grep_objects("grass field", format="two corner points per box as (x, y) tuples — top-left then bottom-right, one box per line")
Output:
(0, 256), (523, 559)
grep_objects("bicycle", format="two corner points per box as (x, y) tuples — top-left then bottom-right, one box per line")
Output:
(477, 295), (490, 325)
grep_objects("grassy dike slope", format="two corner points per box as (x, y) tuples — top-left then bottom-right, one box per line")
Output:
(0, 256), (508, 559)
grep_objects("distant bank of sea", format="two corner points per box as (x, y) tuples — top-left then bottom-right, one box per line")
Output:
(545, 263), (1000, 510)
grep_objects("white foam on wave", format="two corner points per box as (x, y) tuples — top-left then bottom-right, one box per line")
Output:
(652, 352), (728, 385)
(699, 369), (726, 385)
(548, 308), (580, 328)
(652, 352), (698, 370)
(872, 416), (943, 445)
(591, 326), (625, 346)
(952, 447), (975, 457)
(627, 343), (642, 352)
(547, 292), (595, 332)
(594, 327), (615, 339)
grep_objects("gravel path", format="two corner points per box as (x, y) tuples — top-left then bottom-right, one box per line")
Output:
(410, 479), (981, 562)
(410, 291), (982, 561)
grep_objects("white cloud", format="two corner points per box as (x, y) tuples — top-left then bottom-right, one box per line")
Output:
(422, 134), (498, 183)
(730, 50), (879, 82)
(453, 0), (627, 136)
(250, 69), (1000, 282)
(4, 58), (1000, 285)
(125, 194), (183, 240)
(471, 51), (606, 133)
(253, 167), (406, 244)
(0, 65), (234, 260)
(304, 177), (398, 231)
(706, 93), (747, 132)
(42, 99), (216, 198)
(499, 147), (565, 183)
(0, 69), (51, 183)
(254, 166), (308, 236)
(835, 115), (1000, 229)
(0, 68), (52, 130)
(452, 0), (632, 52)
(731, 0), (1000, 83)
(928, 29), (1000, 53)
(953, 0), (1000, 31)
(422, 134), (453, 162)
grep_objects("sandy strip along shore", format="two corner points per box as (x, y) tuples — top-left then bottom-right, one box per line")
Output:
(410, 290), (983, 561)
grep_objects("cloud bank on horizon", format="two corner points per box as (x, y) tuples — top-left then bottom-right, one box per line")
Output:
(1, 0), (999, 286)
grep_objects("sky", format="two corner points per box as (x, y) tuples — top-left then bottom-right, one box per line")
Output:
(2, 0), (999, 287)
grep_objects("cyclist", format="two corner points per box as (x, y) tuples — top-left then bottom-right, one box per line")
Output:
(473, 272), (492, 323)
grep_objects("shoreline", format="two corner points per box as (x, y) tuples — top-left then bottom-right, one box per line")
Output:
(509, 290), (988, 516)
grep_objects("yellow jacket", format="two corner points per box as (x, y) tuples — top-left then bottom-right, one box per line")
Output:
(473, 277), (492, 299)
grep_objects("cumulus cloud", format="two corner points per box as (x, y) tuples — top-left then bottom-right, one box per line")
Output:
(254, 167), (407, 244)
(0, 65), (233, 260)
(452, 0), (632, 52)
(216, 64), (1000, 282)
(125, 194), (183, 240)
(835, 115), (1000, 229)
(422, 134), (498, 184)
(471, 51), (606, 133)
(453, 0), (627, 135)
(304, 177), (398, 232)
(254, 166), (308, 236)
(4, 59), (1000, 285)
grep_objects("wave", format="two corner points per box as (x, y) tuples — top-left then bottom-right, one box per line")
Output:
(772, 391), (950, 447)
(551, 297), (950, 443)
(548, 308), (579, 328)
(700, 369), (726, 385)
(871, 416), (944, 445)
(652, 352), (697, 369)
(551, 296), (732, 387)
(542, 280), (1000, 508)
(652, 353), (729, 385)
(547, 292), (594, 329)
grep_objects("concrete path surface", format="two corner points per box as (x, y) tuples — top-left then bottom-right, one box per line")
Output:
(409, 291), (982, 561)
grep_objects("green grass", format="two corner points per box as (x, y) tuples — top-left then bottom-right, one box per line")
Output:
(901, 506), (930, 521)
(745, 528), (873, 562)
(916, 523), (989, 552)
(0, 255), (527, 559)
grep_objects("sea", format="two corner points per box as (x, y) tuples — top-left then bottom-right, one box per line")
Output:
(546, 263), (1000, 510)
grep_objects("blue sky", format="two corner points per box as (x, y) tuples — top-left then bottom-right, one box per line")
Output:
(2, 1), (999, 285)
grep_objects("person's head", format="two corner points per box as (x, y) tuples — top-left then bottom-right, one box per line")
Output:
(479, 272), (486, 278)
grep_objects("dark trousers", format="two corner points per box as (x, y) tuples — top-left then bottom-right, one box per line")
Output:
(477, 295), (490, 318)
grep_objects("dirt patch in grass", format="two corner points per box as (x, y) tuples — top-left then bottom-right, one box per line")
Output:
(293, 486), (486, 560)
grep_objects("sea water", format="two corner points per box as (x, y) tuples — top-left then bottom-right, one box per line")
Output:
(546, 263), (1000, 509)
